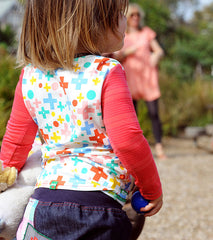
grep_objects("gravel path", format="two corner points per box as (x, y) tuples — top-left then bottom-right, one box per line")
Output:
(138, 137), (213, 240)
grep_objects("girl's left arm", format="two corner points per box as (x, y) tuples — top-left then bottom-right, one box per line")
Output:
(102, 64), (162, 201)
(0, 74), (38, 172)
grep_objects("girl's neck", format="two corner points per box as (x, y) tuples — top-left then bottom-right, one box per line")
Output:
(74, 52), (91, 58)
(75, 45), (90, 57)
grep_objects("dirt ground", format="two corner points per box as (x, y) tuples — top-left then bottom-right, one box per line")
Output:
(138, 137), (213, 240)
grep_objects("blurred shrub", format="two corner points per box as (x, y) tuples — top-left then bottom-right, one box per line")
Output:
(137, 71), (213, 141)
(0, 24), (17, 53)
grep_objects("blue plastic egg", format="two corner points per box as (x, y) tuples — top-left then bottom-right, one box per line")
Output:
(131, 191), (149, 213)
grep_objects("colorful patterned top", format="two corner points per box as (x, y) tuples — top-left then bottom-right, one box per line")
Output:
(21, 55), (132, 203)
(0, 55), (162, 204)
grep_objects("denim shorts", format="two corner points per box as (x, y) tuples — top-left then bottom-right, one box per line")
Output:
(17, 198), (132, 240)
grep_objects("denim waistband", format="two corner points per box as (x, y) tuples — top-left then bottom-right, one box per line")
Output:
(32, 188), (122, 209)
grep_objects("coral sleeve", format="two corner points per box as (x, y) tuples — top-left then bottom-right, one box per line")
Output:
(0, 70), (38, 172)
(102, 64), (162, 200)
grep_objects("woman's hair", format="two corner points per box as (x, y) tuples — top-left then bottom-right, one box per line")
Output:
(126, 3), (145, 33)
(17, 0), (128, 70)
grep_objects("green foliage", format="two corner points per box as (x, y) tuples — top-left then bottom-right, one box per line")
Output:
(167, 2), (213, 80)
(0, 48), (20, 142)
(160, 73), (213, 136)
(191, 3), (213, 35)
(161, 33), (213, 80)
(0, 25), (17, 51)
(137, 72), (213, 139)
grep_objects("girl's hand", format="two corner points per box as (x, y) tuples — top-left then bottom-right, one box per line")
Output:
(140, 194), (163, 217)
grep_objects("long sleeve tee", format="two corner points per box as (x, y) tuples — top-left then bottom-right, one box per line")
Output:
(0, 56), (162, 201)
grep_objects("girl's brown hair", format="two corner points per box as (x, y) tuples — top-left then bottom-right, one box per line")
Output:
(17, 0), (128, 70)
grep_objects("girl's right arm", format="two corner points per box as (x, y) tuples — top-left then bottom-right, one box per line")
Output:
(0, 70), (38, 172)
(102, 63), (163, 215)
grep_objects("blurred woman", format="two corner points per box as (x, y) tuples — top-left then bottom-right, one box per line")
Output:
(114, 3), (166, 159)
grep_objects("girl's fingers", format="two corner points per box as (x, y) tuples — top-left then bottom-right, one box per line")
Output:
(140, 198), (163, 217)
(144, 202), (162, 217)
(140, 202), (154, 212)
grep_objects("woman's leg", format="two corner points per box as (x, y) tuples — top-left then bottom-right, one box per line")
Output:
(145, 99), (166, 159)
(145, 99), (162, 143)
(133, 100), (138, 115)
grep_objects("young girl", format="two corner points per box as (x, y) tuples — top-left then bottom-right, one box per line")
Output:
(0, 1), (163, 240)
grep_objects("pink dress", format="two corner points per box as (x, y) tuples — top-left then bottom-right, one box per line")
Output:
(122, 27), (161, 101)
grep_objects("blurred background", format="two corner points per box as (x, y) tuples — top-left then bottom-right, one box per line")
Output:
(0, 0), (213, 144)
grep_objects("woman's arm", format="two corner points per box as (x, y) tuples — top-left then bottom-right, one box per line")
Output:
(150, 39), (164, 67)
